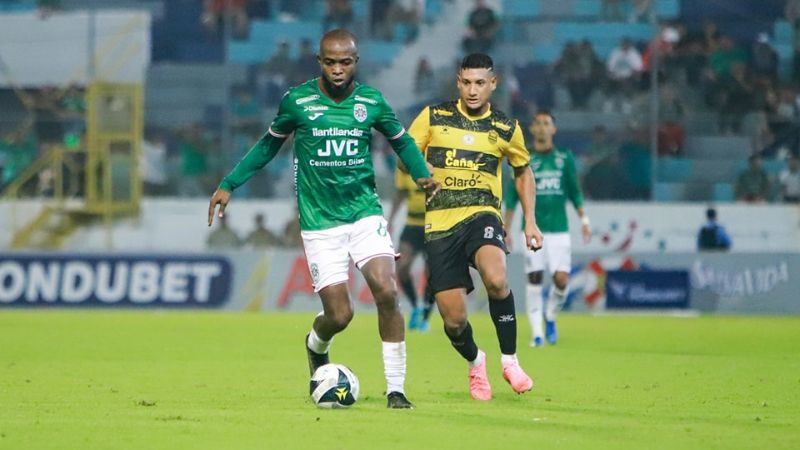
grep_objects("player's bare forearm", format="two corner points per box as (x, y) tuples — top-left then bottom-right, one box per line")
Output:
(207, 188), (231, 226)
(514, 166), (543, 250)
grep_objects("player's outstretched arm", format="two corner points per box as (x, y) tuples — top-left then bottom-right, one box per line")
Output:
(208, 188), (231, 226)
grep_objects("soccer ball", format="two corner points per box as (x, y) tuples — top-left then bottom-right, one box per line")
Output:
(310, 363), (360, 409)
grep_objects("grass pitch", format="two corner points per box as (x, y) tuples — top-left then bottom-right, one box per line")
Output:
(0, 311), (798, 450)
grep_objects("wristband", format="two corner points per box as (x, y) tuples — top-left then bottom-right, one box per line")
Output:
(580, 216), (590, 227)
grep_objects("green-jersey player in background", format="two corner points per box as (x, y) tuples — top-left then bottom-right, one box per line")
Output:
(208, 29), (440, 408)
(505, 111), (591, 347)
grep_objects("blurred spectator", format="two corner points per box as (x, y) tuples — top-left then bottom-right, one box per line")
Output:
(735, 154), (771, 202)
(140, 128), (169, 196)
(642, 25), (680, 80)
(414, 57), (435, 96)
(231, 86), (262, 134)
(387, 0), (424, 43)
(697, 207), (731, 251)
(786, 0), (800, 82)
(555, 40), (603, 109)
(657, 83), (686, 156)
(751, 32), (779, 81)
(708, 35), (747, 81)
(769, 86), (799, 137)
(323, 0), (353, 31)
(584, 125), (616, 169)
(293, 38), (319, 85)
(370, 0), (394, 39)
(178, 124), (213, 197)
(206, 214), (242, 249)
(583, 147), (628, 200)
(462, 0), (498, 54)
(718, 63), (754, 134)
(244, 213), (282, 248)
(201, 0), (250, 40)
(779, 154), (800, 202)
(600, 0), (624, 22)
(605, 37), (643, 113)
(628, 0), (652, 23)
(282, 213), (303, 248)
(255, 42), (292, 105)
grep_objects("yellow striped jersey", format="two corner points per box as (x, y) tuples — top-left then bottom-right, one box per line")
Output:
(394, 169), (427, 226)
(408, 100), (530, 239)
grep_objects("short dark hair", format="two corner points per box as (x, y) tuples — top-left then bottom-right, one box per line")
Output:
(535, 110), (556, 123)
(706, 207), (717, 220)
(460, 53), (493, 71)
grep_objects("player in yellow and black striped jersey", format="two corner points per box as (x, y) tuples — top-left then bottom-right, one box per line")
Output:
(387, 168), (435, 332)
(407, 53), (543, 400)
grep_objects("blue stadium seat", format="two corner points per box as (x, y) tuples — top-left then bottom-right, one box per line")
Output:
(532, 43), (563, 64)
(654, 0), (680, 19)
(657, 158), (694, 183)
(502, 0), (540, 19)
(712, 183), (735, 203)
(359, 42), (402, 65)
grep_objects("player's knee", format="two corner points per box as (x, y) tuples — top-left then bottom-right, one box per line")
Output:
(527, 271), (544, 285)
(328, 307), (354, 331)
(371, 279), (399, 307)
(483, 274), (508, 299)
(553, 272), (569, 289)
(442, 315), (467, 337)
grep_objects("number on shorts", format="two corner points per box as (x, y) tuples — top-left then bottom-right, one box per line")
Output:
(484, 226), (494, 239)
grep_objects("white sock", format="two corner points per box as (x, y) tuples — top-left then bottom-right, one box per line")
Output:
(307, 328), (332, 354)
(500, 353), (518, 366)
(546, 285), (569, 321)
(468, 349), (485, 368)
(382, 341), (406, 395)
(526, 283), (544, 339)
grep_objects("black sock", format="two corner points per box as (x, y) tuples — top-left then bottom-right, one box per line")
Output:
(444, 321), (479, 362)
(422, 286), (435, 320)
(489, 291), (517, 355)
(400, 278), (418, 308)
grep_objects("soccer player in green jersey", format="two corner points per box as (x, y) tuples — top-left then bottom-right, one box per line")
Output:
(504, 111), (592, 347)
(207, 29), (440, 409)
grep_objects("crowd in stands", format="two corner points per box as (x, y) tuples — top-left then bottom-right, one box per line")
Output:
(206, 211), (303, 249)
(2, 0), (800, 205)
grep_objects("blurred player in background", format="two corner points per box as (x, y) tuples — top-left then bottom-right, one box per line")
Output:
(208, 29), (440, 409)
(505, 111), (591, 347)
(408, 53), (543, 401)
(387, 167), (436, 332)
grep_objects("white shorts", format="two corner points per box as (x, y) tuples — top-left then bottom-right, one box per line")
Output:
(301, 215), (396, 292)
(523, 232), (572, 275)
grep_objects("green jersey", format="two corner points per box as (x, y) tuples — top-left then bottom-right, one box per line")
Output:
(220, 78), (430, 231)
(506, 146), (584, 233)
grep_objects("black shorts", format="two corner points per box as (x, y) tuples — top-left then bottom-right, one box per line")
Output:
(426, 213), (508, 295)
(399, 224), (425, 253)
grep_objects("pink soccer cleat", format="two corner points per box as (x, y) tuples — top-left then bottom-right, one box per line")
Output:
(502, 360), (534, 394)
(468, 351), (492, 401)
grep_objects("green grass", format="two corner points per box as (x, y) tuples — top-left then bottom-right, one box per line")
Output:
(1, 312), (798, 450)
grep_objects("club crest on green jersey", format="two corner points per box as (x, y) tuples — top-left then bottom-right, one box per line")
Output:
(354, 104), (368, 123)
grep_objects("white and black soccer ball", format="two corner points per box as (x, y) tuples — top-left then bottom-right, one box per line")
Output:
(310, 363), (360, 409)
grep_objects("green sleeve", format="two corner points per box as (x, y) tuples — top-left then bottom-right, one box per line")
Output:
(565, 151), (585, 209)
(504, 166), (520, 210)
(219, 132), (285, 192)
(390, 132), (431, 180)
(219, 94), (295, 191)
(374, 93), (430, 180)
